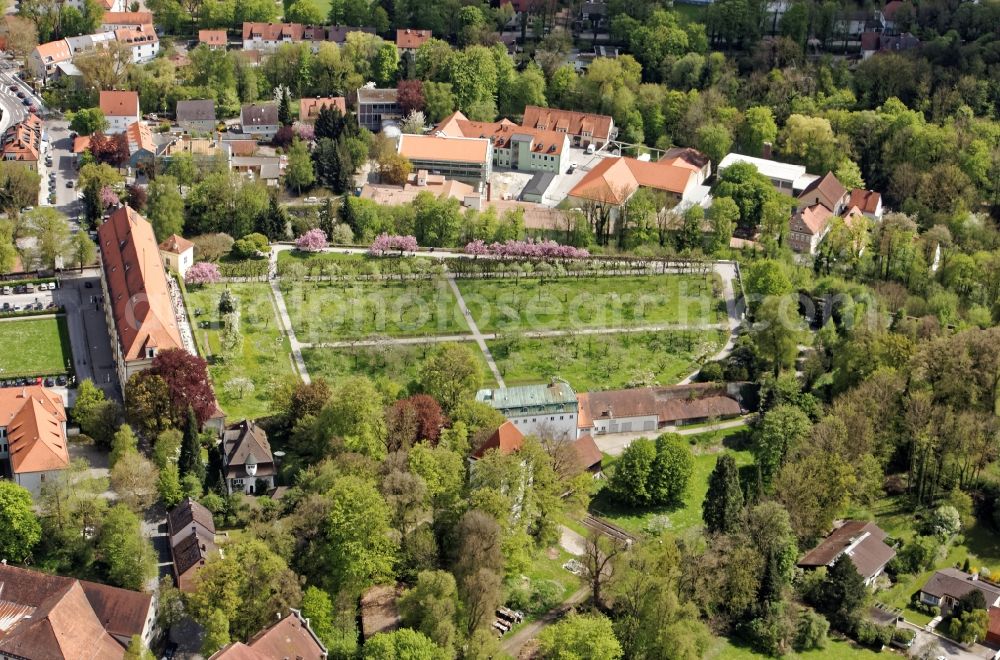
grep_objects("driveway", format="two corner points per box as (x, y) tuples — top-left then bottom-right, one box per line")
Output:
(594, 416), (750, 456)
(898, 621), (998, 659)
(54, 270), (120, 399)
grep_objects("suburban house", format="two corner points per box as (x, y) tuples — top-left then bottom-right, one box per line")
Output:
(797, 520), (896, 586)
(1, 114), (42, 171)
(360, 585), (403, 641)
(476, 379), (580, 440)
(798, 172), (847, 214)
(396, 28), (431, 53)
(355, 87), (402, 131)
(175, 99), (217, 133)
(220, 419), (276, 495)
(158, 234), (195, 278)
(64, 30), (117, 57)
(299, 96), (347, 123)
(125, 121), (155, 167)
(99, 11), (152, 31)
(241, 21), (372, 52)
(230, 155), (282, 185)
(576, 383), (743, 436)
(860, 30), (920, 59)
(28, 40), (71, 82)
(210, 609), (327, 659)
(567, 155), (701, 213)
(848, 188), (884, 221)
(661, 146), (712, 184)
(114, 24), (160, 62)
(789, 204), (834, 255)
(97, 205), (185, 387)
(0, 385), (69, 497)
(435, 111), (571, 174)
(100, 91), (141, 134)
(240, 103), (280, 139)
(718, 153), (819, 196)
(472, 420), (525, 459)
(167, 498), (218, 592)
(0, 563), (156, 658)
(198, 29), (228, 49)
(919, 568), (1000, 614)
(397, 134), (493, 185)
(521, 105), (615, 149)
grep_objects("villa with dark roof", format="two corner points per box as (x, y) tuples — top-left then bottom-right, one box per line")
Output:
(220, 420), (275, 495)
(167, 498), (218, 592)
(798, 520), (896, 586)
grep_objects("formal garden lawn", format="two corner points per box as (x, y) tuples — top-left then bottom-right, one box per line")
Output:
(457, 275), (724, 333)
(489, 329), (727, 390)
(590, 428), (752, 537)
(302, 343), (495, 390)
(281, 280), (468, 342)
(185, 283), (296, 420)
(0, 316), (72, 377)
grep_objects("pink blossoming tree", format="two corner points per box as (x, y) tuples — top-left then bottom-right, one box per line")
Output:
(369, 233), (419, 255)
(296, 228), (328, 252)
(100, 186), (120, 209)
(463, 238), (589, 260)
(185, 262), (221, 286)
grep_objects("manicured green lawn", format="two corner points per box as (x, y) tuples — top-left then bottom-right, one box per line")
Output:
(185, 283), (296, 420)
(0, 316), (72, 377)
(590, 441), (754, 537)
(281, 280), (468, 342)
(302, 343), (495, 390)
(706, 636), (885, 659)
(457, 275), (724, 333)
(489, 330), (726, 390)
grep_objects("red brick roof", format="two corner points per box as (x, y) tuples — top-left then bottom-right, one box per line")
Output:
(522, 105), (614, 142)
(848, 188), (881, 214)
(435, 110), (568, 155)
(798, 171), (846, 210)
(569, 156), (696, 205)
(99, 90), (139, 118)
(792, 203), (834, 236)
(158, 234), (194, 255)
(395, 28), (431, 49)
(299, 97), (346, 122)
(1, 114), (41, 163)
(2, 387), (68, 474)
(472, 420), (524, 458)
(211, 610), (326, 659)
(573, 434), (602, 471)
(97, 205), (184, 362)
(199, 29), (227, 46)
(798, 520), (896, 579)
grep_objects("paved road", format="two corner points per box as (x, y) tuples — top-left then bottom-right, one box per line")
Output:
(593, 416), (751, 457)
(45, 120), (85, 220)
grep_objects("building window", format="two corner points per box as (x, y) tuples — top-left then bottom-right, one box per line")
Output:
(232, 478), (244, 489)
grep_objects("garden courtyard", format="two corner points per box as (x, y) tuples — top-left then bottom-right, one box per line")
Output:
(0, 316), (72, 378)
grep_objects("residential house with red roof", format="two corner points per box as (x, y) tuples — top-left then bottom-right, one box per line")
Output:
(395, 28), (431, 53)
(567, 155), (700, 214)
(435, 110), (571, 174)
(114, 23), (160, 63)
(0, 385), (69, 497)
(125, 120), (155, 167)
(100, 11), (152, 30)
(210, 609), (327, 659)
(521, 105), (615, 149)
(299, 96), (347, 123)
(847, 188), (883, 221)
(789, 203), (835, 255)
(97, 206), (185, 387)
(0, 562), (155, 657)
(28, 40), (72, 82)
(472, 420), (525, 459)
(199, 29), (228, 49)
(1, 114), (42, 172)
(158, 234), (195, 278)
(242, 22), (374, 53)
(100, 90), (141, 134)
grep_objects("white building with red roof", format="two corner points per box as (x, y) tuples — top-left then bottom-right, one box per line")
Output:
(100, 91), (141, 134)
(0, 385), (69, 496)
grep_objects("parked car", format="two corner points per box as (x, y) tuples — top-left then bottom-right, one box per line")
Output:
(21, 98), (29, 106)
(56, 375), (67, 386)
(1, 286), (9, 295)
(8, 85), (16, 92)
(43, 377), (54, 387)
(2, 303), (9, 311)
(38, 283), (48, 291)
(66, 180), (74, 188)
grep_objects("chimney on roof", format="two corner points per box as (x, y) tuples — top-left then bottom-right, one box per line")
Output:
(762, 142), (773, 158)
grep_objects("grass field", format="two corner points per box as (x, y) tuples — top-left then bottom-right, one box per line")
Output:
(489, 329), (726, 390)
(591, 430), (752, 536)
(706, 636), (885, 659)
(282, 280), (468, 342)
(457, 275), (723, 333)
(0, 316), (71, 377)
(302, 343), (494, 391)
(185, 283), (296, 420)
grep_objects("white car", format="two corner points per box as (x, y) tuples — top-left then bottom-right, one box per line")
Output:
(305, 196), (318, 203)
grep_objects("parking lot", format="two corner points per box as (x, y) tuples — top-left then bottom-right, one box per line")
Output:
(52, 270), (120, 400)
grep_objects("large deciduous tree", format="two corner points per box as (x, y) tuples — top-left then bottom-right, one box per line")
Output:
(419, 343), (483, 414)
(150, 349), (216, 426)
(0, 481), (41, 562)
(97, 504), (156, 589)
